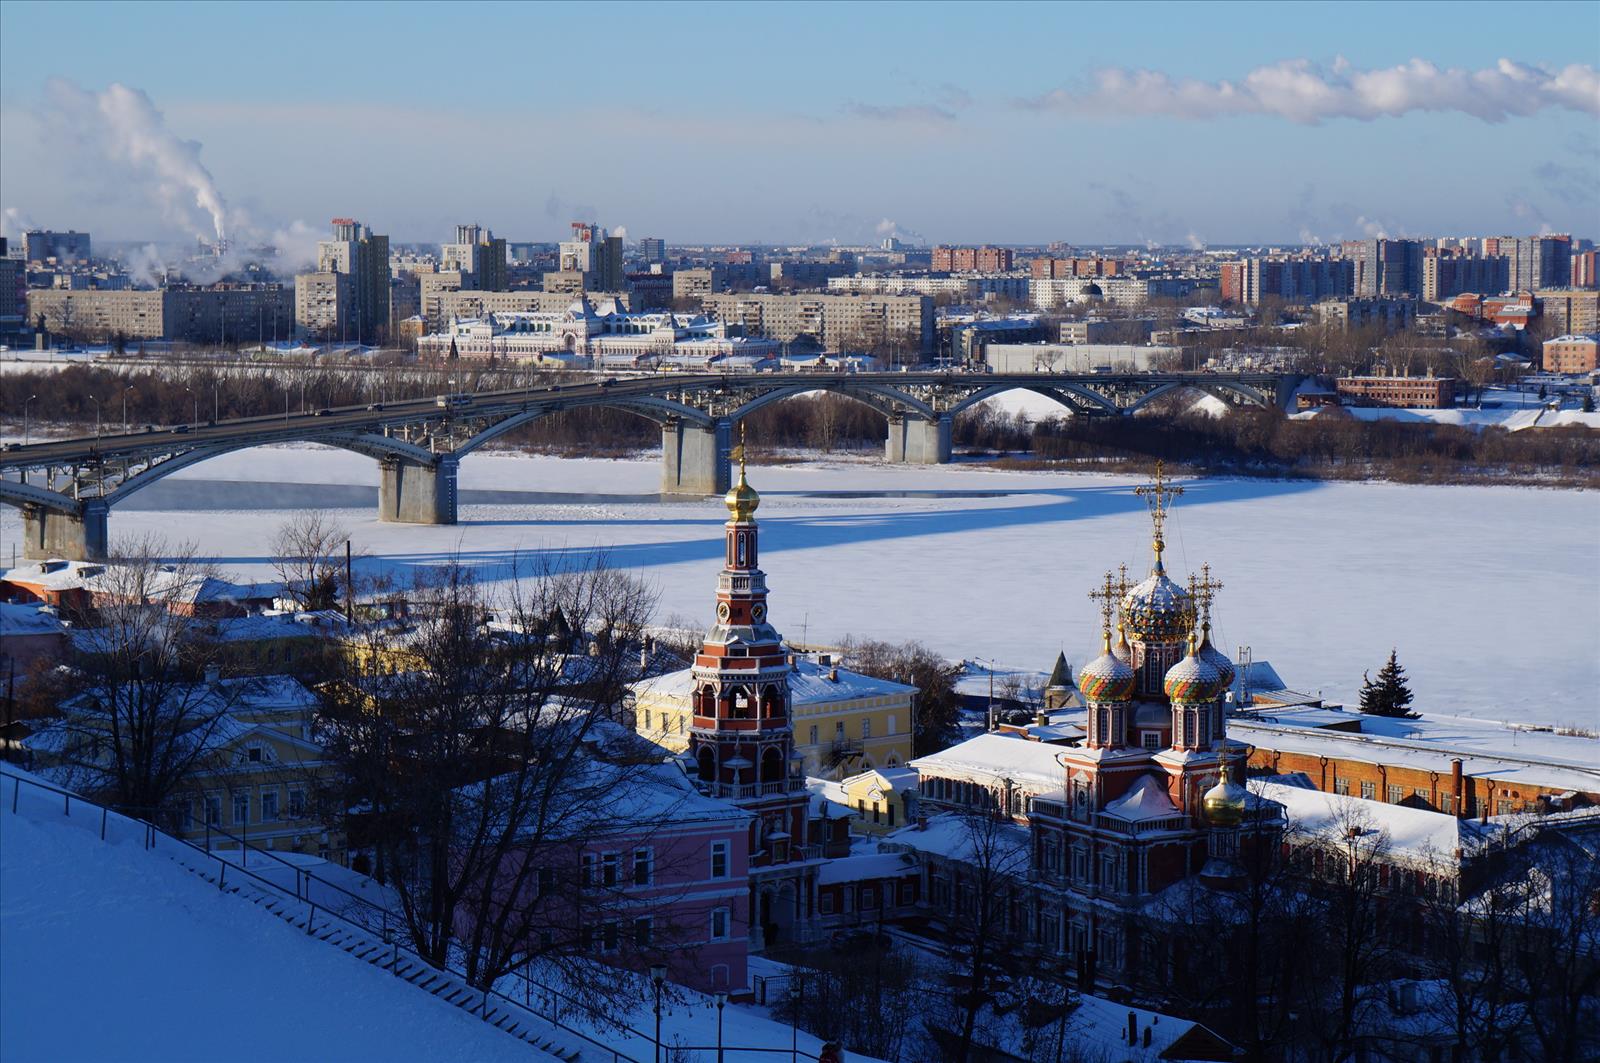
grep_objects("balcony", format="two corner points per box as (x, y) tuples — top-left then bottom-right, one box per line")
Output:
(700, 777), (805, 800)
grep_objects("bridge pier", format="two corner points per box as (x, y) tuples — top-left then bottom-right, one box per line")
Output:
(21, 499), (109, 561)
(885, 414), (952, 465)
(378, 455), (459, 524)
(661, 418), (731, 496)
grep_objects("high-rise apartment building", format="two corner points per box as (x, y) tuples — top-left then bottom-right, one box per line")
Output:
(1509, 235), (1572, 291)
(1572, 250), (1597, 289)
(23, 230), (92, 265)
(1343, 239), (1423, 297)
(440, 223), (508, 292)
(1421, 251), (1510, 303)
(638, 237), (666, 265)
(314, 218), (390, 341)
(1225, 257), (1352, 305)
(1534, 288), (1600, 336)
(294, 272), (357, 339)
(554, 222), (624, 292)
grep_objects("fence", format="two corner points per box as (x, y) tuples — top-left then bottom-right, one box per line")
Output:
(2, 768), (827, 1063)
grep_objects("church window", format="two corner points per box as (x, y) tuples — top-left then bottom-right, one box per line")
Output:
(1142, 732), (1160, 750)
(710, 841), (729, 879)
(710, 907), (730, 941)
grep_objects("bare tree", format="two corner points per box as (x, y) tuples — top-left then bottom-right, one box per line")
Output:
(1510, 834), (1600, 1062)
(32, 537), (255, 819)
(316, 552), (709, 1011)
(270, 510), (350, 612)
(944, 806), (1032, 1063)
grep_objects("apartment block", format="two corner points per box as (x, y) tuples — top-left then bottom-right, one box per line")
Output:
(1541, 334), (1599, 374)
(1534, 288), (1600, 336)
(700, 291), (933, 355)
(30, 285), (294, 344)
(932, 246), (1013, 272)
(1334, 374), (1455, 408)
(1315, 296), (1418, 332)
(1422, 252), (1510, 302)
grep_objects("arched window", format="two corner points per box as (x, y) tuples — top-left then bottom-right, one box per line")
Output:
(761, 747), (783, 782)
(697, 747), (716, 782)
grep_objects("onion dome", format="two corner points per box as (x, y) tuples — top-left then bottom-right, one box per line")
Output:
(724, 449), (759, 521)
(1121, 564), (1195, 643)
(1163, 637), (1225, 703)
(1079, 643), (1136, 703)
(1197, 629), (1236, 691)
(1203, 761), (1248, 827)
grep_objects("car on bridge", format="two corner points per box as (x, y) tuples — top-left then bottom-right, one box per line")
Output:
(435, 394), (473, 408)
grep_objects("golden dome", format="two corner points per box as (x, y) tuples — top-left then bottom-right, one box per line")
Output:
(724, 436), (759, 520)
(1202, 758), (1248, 828)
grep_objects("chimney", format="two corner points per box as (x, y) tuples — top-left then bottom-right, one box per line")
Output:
(1451, 759), (1463, 819)
(1035, 708), (1049, 727)
(828, 667), (838, 682)
(1127, 1012), (1137, 1044)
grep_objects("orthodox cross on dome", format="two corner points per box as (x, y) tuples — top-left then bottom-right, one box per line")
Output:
(731, 422), (747, 472)
(1134, 460), (1183, 566)
(1193, 563), (1224, 632)
(1087, 571), (1120, 650)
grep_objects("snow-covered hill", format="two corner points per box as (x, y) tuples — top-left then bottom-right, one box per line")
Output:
(0, 772), (561, 1063)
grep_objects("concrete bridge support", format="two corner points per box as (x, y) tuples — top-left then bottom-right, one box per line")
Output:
(21, 499), (110, 561)
(379, 455), (459, 524)
(885, 414), (952, 464)
(661, 418), (732, 496)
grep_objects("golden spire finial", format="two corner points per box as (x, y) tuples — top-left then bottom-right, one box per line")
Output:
(1133, 460), (1184, 569)
(724, 423), (759, 520)
(1087, 571), (1119, 653)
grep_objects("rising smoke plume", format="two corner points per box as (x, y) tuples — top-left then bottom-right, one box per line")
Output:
(1022, 57), (1600, 124)
(46, 79), (229, 240)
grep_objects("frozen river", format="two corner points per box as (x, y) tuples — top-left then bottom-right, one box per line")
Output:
(5, 445), (1597, 729)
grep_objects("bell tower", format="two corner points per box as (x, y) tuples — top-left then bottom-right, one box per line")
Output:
(685, 432), (809, 865)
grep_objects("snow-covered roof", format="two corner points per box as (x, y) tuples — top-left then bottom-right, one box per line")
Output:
(910, 732), (1069, 792)
(1232, 714), (1600, 795)
(1102, 775), (1181, 821)
(816, 852), (915, 886)
(1254, 777), (1494, 867)
(882, 812), (1030, 865)
(0, 602), (66, 638)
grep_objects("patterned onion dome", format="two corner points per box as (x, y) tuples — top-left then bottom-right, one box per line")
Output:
(1163, 641), (1226, 703)
(1197, 631), (1236, 690)
(1202, 768), (1248, 827)
(1121, 568), (1195, 643)
(1079, 649), (1136, 703)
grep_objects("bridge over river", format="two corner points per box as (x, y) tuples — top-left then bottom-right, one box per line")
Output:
(2, 369), (1294, 559)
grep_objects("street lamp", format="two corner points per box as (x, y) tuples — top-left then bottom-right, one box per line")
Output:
(122, 385), (136, 431)
(184, 386), (197, 427)
(649, 963), (667, 1063)
(714, 991), (728, 1063)
(23, 394), (37, 444)
(90, 395), (102, 440)
(790, 971), (807, 1063)
(976, 657), (998, 732)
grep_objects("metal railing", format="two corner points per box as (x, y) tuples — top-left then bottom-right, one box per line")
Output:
(2, 768), (828, 1062)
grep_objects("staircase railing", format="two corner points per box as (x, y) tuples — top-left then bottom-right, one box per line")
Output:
(2, 768), (827, 1062)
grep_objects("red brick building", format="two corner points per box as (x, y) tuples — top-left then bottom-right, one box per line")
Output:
(1335, 374), (1456, 408)
(1542, 334), (1600, 373)
(933, 245), (1013, 272)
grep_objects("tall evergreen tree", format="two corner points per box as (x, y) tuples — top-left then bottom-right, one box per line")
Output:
(1358, 649), (1416, 718)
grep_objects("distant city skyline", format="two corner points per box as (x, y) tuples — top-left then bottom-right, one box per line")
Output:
(1, 0), (1596, 250)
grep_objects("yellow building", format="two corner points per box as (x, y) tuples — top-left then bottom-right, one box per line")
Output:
(811, 766), (920, 835)
(631, 655), (916, 780)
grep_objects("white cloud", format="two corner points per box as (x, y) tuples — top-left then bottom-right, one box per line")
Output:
(1023, 57), (1600, 124)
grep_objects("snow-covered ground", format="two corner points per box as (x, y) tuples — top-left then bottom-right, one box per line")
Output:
(0, 770), (554, 1063)
(3, 445), (1596, 728)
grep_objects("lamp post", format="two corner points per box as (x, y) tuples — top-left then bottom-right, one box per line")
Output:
(90, 395), (102, 440)
(714, 991), (728, 1063)
(184, 386), (197, 426)
(649, 963), (667, 1063)
(976, 657), (997, 732)
(213, 380), (220, 423)
(122, 385), (136, 431)
(790, 970), (807, 1062)
(23, 394), (37, 444)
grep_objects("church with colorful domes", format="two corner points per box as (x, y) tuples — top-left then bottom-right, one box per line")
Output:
(906, 464), (1283, 990)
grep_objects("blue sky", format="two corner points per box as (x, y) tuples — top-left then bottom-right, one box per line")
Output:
(2, 1), (1596, 247)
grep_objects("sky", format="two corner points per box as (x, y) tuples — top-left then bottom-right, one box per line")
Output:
(1, 0), (1597, 249)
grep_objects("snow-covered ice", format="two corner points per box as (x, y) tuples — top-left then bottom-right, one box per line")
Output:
(3, 445), (1595, 728)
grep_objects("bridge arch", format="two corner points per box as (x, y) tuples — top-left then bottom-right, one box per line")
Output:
(945, 383), (1122, 420)
(1122, 379), (1273, 414)
(455, 396), (713, 456)
(726, 382), (938, 423)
